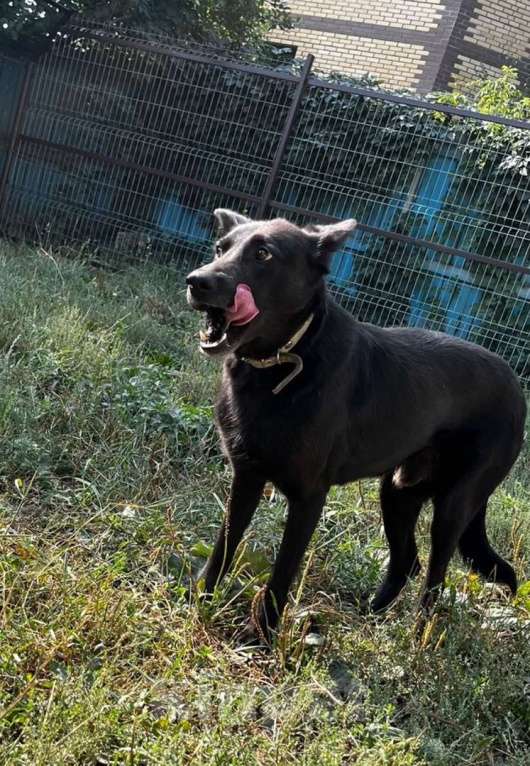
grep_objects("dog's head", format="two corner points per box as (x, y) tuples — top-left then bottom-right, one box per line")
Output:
(186, 210), (356, 357)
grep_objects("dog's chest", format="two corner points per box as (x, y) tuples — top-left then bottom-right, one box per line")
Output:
(217, 386), (288, 458)
(215, 372), (322, 474)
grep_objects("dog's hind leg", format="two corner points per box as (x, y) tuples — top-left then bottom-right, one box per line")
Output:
(199, 470), (265, 593)
(421, 471), (490, 611)
(458, 502), (517, 593)
(421, 427), (521, 612)
(370, 474), (428, 613)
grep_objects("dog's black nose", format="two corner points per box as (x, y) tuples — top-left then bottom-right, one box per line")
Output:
(186, 271), (213, 292)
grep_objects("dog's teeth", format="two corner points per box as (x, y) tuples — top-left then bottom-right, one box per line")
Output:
(199, 329), (208, 342)
(200, 333), (227, 349)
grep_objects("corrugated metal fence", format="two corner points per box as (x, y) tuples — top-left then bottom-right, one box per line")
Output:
(0, 24), (529, 385)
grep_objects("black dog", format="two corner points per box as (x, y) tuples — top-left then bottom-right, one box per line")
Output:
(186, 210), (526, 641)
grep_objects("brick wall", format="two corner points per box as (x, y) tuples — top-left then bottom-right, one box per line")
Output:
(449, 55), (504, 89)
(272, 27), (428, 89)
(271, 0), (530, 93)
(285, 0), (443, 31)
(463, 0), (530, 59)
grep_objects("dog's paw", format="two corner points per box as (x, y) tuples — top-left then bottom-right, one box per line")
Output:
(365, 577), (409, 614)
(356, 590), (374, 614)
(235, 622), (272, 651)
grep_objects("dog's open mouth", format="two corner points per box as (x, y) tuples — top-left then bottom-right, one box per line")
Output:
(199, 307), (229, 350)
(198, 283), (259, 356)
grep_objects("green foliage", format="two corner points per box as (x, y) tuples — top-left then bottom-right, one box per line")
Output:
(0, 0), (291, 57)
(0, 242), (219, 498)
(438, 67), (530, 122)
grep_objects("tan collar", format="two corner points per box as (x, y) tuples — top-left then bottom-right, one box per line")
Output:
(240, 313), (315, 394)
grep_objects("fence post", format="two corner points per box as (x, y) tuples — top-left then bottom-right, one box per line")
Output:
(257, 53), (314, 219)
(0, 61), (34, 214)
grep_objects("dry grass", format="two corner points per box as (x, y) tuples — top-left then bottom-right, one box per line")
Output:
(0, 242), (529, 765)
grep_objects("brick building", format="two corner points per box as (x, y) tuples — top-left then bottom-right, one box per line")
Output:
(272, 0), (530, 92)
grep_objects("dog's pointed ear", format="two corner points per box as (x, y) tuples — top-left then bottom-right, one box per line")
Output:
(213, 209), (251, 236)
(306, 219), (357, 271)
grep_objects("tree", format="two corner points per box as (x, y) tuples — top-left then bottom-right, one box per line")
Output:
(436, 66), (530, 122)
(0, 0), (291, 58)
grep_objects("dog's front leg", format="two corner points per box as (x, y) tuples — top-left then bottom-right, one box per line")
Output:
(251, 488), (327, 643)
(198, 469), (265, 593)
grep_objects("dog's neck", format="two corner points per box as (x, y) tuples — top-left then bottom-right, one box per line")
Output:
(235, 288), (327, 362)
(233, 289), (328, 393)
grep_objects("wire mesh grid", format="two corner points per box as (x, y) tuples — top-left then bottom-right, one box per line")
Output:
(28, 37), (295, 163)
(279, 84), (529, 264)
(0, 55), (25, 141)
(0, 25), (528, 385)
(274, 84), (529, 382)
(331, 232), (529, 377)
(2, 27), (296, 271)
(5, 138), (260, 270)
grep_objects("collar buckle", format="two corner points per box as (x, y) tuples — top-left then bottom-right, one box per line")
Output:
(241, 313), (315, 394)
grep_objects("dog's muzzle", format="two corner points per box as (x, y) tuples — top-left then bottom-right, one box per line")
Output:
(186, 279), (260, 356)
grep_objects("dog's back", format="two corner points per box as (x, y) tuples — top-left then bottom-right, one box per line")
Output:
(221, 298), (525, 494)
(334, 313), (526, 479)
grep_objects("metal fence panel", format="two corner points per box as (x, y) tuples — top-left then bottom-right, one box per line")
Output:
(270, 83), (529, 381)
(0, 24), (528, 386)
(2, 26), (303, 269)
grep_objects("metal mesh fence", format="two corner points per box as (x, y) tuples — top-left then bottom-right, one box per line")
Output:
(0, 23), (528, 385)
(272, 82), (530, 380)
(0, 54), (27, 178)
(2, 26), (301, 270)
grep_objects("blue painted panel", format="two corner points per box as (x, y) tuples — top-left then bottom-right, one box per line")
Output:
(157, 197), (209, 242)
(407, 154), (483, 338)
(330, 196), (404, 290)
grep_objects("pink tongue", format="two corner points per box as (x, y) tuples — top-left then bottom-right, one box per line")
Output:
(226, 283), (260, 326)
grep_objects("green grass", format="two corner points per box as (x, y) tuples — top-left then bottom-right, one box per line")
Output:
(0, 242), (529, 766)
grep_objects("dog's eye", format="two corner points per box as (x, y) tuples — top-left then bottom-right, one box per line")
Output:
(256, 247), (272, 262)
(214, 245), (223, 258)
